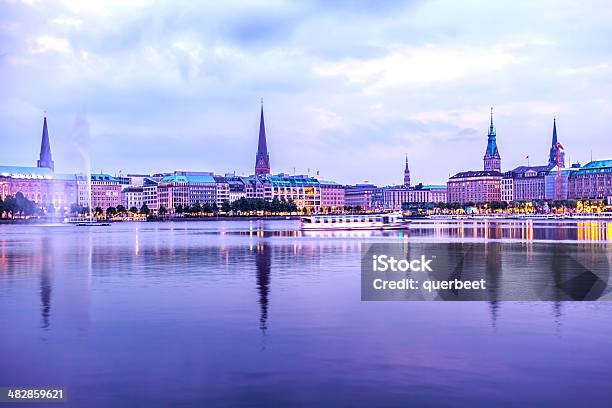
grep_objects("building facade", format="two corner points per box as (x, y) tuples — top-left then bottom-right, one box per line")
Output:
(90, 173), (122, 209)
(319, 180), (345, 213)
(568, 160), (612, 199)
(448, 109), (502, 204)
(143, 178), (159, 211)
(447, 171), (502, 204)
(122, 186), (144, 210)
(268, 175), (321, 212)
(213, 176), (230, 207)
(345, 184), (378, 210)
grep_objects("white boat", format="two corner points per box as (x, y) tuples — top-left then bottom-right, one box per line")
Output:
(300, 212), (409, 230)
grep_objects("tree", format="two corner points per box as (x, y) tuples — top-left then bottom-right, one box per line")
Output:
(129, 206), (139, 213)
(202, 203), (213, 214)
(159, 205), (167, 216)
(140, 203), (150, 215)
(70, 203), (81, 214)
(106, 206), (117, 217)
(95, 207), (103, 216)
(116, 205), (127, 213)
(190, 202), (202, 214)
(221, 200), (231, 213)
(175, 204), (184, 214)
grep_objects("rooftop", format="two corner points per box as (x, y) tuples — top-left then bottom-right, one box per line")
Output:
(449, 170), (502, 179)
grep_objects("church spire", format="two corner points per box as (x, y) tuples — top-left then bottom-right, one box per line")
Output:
(255, 99), (271, 175)
(403, 154), (411, 188)
(548, 116), (565, 168)
(483, 107), (501, 172)
(37, 114), (54, 171)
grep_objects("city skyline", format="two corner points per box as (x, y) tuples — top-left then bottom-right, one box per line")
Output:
(1, 1), (612, 185)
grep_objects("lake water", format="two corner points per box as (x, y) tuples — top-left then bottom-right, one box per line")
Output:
(1, 219), (611, 407)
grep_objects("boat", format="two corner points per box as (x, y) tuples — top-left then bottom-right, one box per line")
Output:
(300, 212), (409, 230)
(66, 217), (111, 227)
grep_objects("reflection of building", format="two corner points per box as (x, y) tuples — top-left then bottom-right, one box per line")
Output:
(254, 244), (271, 332)
(448, 109), (502, 203)
(568, 160), (612, 199)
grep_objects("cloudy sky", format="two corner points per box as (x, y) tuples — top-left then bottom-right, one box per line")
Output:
(1, 0), (611, 185)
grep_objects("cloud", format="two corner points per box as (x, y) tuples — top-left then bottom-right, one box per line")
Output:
(0, 0), (611, 185)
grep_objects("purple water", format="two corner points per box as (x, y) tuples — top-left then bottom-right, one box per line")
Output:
(1, 220), (611, 407)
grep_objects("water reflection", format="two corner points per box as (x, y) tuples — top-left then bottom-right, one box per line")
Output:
(255, 243), (271, 333)
(40, 237), (52, 330)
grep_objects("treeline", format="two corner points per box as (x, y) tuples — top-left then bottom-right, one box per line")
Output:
(0, 193), (39, 218)
(215, 197), (297, 214)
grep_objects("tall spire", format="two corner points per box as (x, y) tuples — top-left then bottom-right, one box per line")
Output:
(483, 107), (501, 172)
(255, 99), (271, 175)
(548, 116), (565, 167)
(37, 113), (54, 171)
(403, 154), (411, 188)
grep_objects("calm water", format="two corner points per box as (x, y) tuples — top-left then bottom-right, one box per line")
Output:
(1, 219), (611, 407)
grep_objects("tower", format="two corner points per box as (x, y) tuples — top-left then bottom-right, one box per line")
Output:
(483, 107), (501, 172)
(403, 155), (411, 188)
(254, 100), (271, 175)
(37, 115), (54, 171)
(548, 117), (565, 168)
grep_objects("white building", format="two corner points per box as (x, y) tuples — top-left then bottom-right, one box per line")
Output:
(122, 186), (144, 210)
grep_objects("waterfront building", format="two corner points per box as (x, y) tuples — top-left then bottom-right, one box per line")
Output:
(90, 173), (122, 209)
(254, 102), (271, 176)
(0, 117), (80, 211)
(157, 172), (217, 211)
(448, 109), (502, 203)
(268, 174), (321, 212)
(502, 165), (552, 202)
(213, 175), (230, 207)
(319, 180), (345, 213)
(225, 176), (247, 202)
(245, 175), (273, 200)
(568, 160), (612, 199)
(483, 108), (501, 172)
(122, 186), (144, 210)
(544, 168), (572, 200)
(143, 178), (159, 211)
(124, 174), (151, 187)
(345, 184), (378, 210)
(379, 186), (410, 210)
(447, 171), (502, 204)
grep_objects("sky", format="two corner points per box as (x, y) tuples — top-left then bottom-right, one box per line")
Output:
(1, 0), (611, 185)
